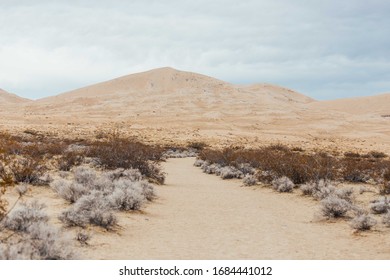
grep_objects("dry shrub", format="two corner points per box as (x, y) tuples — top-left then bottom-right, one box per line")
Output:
(268, 144), (290, 152)
(58, 151), (84, 171)
(291, 147), (305, 152)
(104, 168), (143, 182)
(0, 132), (24, 156)
(300, 179), (334, 199)
(351, 214), (377, 231)
(381, 170), (390, 195)
(243, 174), (257, 186)
(370, 197), (390, 214)
(1, 131), (165, 185)
(74, 166), (97, 186)
(382, 212), (390, 227)
(87, 134), (164, 184)
(51, 179), (88, 203)
(201, 162), (221, 175)
(237, 163), (256, 175)
(334, 187), (354, 203)
(109, 180), (145, 211)
(0, 201), (74, 260)
(344, 152), (361, 158)
(194, 159), (205, 167)
(0, 132), (67, 160)
(53, 167), (155, 229)
(367, 151), (387, 159)
(7, 157), (46, 185)
(272, 176), (294, 192)
(341, 158), (375, 182)
(199, 146), (337, 184)
(320, 195), (351, 218)
(0, 189), (7, 220)
(3, 201), (48, 232)
(139, 180), (156, 201)
(0, 162), (9, 218)
(198, 147), (237, 167)
(60, 191), (117, 229)
(219, 166), (243, 179)
(300, 181), (317, 196)
(187, 141), (208, 151)
(312, 182), (336, 200)
(163, 149), (197, 158)
(384, 169), (390, 183)
(0, 225), (74, 260)
(199, 145), (390, 189)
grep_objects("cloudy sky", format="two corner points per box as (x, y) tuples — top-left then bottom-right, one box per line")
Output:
(0, 0), (389, 100)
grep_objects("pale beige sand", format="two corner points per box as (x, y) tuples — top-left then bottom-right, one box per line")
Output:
(1, 68), (389, 153)
(309, 93), (390, 115)
(74, 158), (390, 259)
(0, 88), (30, 105)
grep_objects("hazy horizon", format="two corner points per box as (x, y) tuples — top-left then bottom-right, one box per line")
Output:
(1, 0), (389, 100)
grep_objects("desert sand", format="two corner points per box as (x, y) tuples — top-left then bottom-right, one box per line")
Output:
(0, 67), (389, 153)
(1, 67), (390, 259)
(5, 157), (388, 259)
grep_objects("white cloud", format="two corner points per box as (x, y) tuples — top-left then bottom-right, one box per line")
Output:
(0, 0), (389, 100)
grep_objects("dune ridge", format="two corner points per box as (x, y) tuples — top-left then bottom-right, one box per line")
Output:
(0, 67), (389, 152)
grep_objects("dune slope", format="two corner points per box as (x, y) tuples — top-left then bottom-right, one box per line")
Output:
(309, 93), (390, 116)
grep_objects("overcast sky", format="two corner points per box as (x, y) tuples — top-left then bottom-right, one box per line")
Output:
(0, 0), (389, 100)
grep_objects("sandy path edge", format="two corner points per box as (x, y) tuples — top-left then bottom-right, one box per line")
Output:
(76, 157), (390, 259)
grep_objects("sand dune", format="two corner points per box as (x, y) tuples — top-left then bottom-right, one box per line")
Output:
(0, 88), (30, 106)
(309, 93), (390, 116)
(0, 67), (389, 152)
(24, 67), (313, 121)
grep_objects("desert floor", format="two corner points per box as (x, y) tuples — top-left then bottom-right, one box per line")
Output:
(66, 157), (390, 259)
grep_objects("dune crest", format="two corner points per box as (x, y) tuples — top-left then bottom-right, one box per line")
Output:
(0, 88), (31, 106)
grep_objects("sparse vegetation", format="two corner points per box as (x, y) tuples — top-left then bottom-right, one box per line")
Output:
(351, 214), (377, 231)
(0, 131), (165, 185)
(2, 128), (390, 260)
(51, 179), (88, 203)
(0, 130), (164, 258)
(51, 166), (155, 229)
(334, 187), (354, 203)
(58, 151), (84, 171)
(344, 152), (361, 158)
(0, 200), (74, 260)
(195, 144), (390, 230)
(370, 197), (390, 214)
(219, 166), (243, 179)
(86, 133), (165, 184)
(187, 141), (208, 151)
(320, 196), (351, 218)
(197, 145), (390, 187)
(382, 212), (390, 227)
(271, 176), (294, 192)
(3, 201), (48, 232)
(163, 148), (197, 158)
(381, 170), (390, 194)
(60, 191), (117, 229)
(198, 146), (338, 184)
(243, 174), (257, 186)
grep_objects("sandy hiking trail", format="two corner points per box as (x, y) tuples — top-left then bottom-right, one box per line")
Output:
(78, 158), (390, 259)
